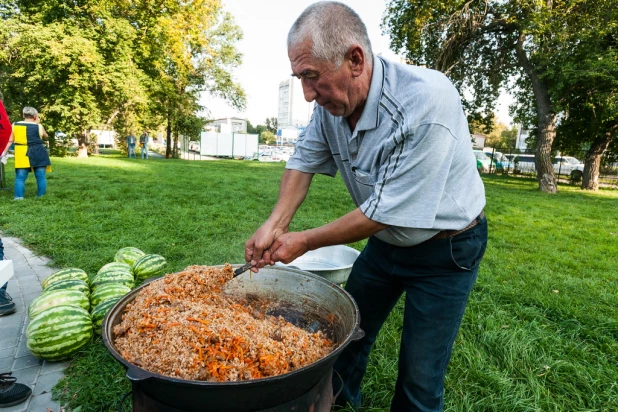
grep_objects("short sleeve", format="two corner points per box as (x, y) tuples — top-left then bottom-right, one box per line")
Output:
(285, 109), (338, 177)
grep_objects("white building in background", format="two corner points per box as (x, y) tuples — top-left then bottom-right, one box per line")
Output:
(210, 117), (247, 134)
(92, 130), (116, 148)
(277, 77), (313, 129)
(516, 126), (530, 150)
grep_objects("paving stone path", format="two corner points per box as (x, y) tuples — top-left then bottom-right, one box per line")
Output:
(0, 236), (65, 412)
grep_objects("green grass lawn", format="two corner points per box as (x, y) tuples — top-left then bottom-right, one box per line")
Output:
(1, 155), (617, 411)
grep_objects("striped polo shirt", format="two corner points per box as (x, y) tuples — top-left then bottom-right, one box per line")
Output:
(286, 56), (486, 246)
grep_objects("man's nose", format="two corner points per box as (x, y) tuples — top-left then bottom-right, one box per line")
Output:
(301, 81), (317, 102)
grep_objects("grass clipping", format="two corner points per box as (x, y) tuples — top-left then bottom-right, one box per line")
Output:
(113, 264), (334, 381)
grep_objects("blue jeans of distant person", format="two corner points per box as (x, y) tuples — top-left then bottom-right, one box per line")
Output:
(334, 215), (487, 412)
(128, 144), (136, 158)
(141, 143), (148, 159)
(14, 167), (47, 199)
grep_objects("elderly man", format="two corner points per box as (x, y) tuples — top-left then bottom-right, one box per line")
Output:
(244, 2), (487, 411)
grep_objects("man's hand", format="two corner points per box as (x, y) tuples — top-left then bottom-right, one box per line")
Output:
(244, 222), (287, 271)
(267, 232), (310, 264)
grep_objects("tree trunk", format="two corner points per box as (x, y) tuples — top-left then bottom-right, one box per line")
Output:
(166, 110), (172, 159)
(172, 128), (179, 158)
(103, 109), (120, 130)
(76, 130), (90, 158)
(582, 128), (615, 191)
(515, 32), (557, 193)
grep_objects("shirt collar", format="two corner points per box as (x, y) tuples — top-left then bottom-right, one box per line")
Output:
(354, 55), (385, 132)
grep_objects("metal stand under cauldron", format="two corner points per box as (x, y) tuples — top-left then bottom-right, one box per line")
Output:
(120, 369), (339, 412)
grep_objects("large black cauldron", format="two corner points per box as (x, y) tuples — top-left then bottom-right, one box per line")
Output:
(103, 266), (363, 412)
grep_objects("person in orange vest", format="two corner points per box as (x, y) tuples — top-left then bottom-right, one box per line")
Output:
(0, 106), (51, 200)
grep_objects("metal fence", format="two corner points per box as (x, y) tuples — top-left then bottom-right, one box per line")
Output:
(480, 147), (618, 189)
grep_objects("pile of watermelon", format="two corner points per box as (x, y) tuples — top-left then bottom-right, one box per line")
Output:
(26, 247), (168, 361)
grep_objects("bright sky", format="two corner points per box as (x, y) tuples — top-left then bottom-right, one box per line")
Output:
(203, 0), (513, 127)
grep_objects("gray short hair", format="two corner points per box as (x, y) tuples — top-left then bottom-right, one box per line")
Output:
(287, 1), (373, 68)
(22, 106), (38, 119)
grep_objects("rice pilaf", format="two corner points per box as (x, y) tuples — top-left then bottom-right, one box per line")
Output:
(113, 264), (334, 381)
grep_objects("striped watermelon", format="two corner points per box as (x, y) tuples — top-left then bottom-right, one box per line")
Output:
(42, 268), (89, 290)
(97, 262), (132, 277)
(44, 279), (90, 297)
(90, 270), (134, 290)
(90, 284), (131, 307)
(27, 305), (93, 361)
(132, 254), (167, 283)
(114, 247), (146, 266)
(29, 289), (90, 320)
(91, 297), (121, 335)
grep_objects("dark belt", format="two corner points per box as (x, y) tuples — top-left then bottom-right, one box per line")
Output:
(430, 211), (485, 241)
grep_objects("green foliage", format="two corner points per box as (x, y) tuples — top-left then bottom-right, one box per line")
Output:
(383, 0), (617, 190)
(265, 117), (278, 134)
(48, 134), (74, 157)
(259, 130), (275, 145)
(551, 2), (618, 155)
(0, 0), (246, 158)
(246, 120), (266, 136)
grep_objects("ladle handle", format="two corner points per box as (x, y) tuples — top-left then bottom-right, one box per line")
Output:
(234, 262), (253, 277)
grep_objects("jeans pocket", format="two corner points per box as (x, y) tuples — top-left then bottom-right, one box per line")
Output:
(449, 230), (485, 271)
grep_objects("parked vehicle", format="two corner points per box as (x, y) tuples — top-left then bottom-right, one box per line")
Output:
(503, 154), (584, 179)
(188, 141), (200, 152)
(271, 150), (290, 162)
(259, 150), (289, 162)
(553, 156), (584, 179)
(483, 149), (509, 171)
(473, 150), (493, 173)
(504, 154), (536, 174)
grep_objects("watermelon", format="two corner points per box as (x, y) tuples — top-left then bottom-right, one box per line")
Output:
(90, 284), (131, 307)
(97, 262), (132, 277)
(44, 279), (90, 297)
(29, 289), (90, 320)
(90, 270), (134, 290)
(132, 254), (167, 283)
(91, 297), (121, 335)
(42, 268), (89, 290)
(27, 305), (93, 361)
(114, 247), (146, 266)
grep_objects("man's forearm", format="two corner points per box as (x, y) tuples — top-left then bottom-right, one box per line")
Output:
(266, 169), (313, 230)
(303, 208), (388, 251)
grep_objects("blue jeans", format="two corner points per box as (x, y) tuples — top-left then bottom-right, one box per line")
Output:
(128, 144), (136, 158)
(141, 143), (148, 159)
(334, 216), (488, 411)
(14, 167), (47, 198)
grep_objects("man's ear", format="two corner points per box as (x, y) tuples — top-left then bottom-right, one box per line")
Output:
(346, 45), (365, 77)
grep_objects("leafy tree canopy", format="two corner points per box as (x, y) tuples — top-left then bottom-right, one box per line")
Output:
(383, 0), (617, 192)
(0, 0), (246, 157)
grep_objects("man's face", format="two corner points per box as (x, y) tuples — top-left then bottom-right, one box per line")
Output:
(289, 39), (354, 118)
